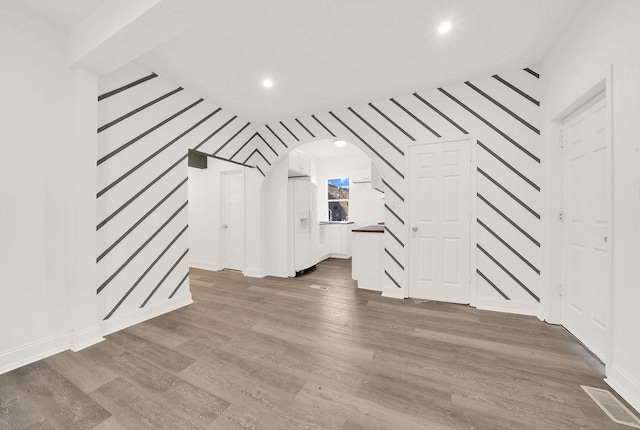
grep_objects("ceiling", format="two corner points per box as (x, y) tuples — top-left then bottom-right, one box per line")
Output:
(17, 0), (105, 29)
(138, 0), (586, 124)
(18, 0), (586, 124)
(297, 139), (367, 159)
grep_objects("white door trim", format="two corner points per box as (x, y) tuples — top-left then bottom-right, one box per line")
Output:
(545, 65), (614, 369)
(405, 136), (478, 305)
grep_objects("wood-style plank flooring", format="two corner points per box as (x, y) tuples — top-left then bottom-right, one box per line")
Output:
(0, 259), (636, 429)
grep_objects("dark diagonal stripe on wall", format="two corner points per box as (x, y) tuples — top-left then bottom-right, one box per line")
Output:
(382, 179), (404, 202)
(477, 193), (540, 247)
(97, 109), (219, 198)
(477, 140), (540, 191)
(256, 166), (266, 177)
(209, 154), (256, 169)
(196, 116), (237, 153)
(476, 269), (510, 300)
(478, 168), (540, 219)
(524, 68), (540, 79)
(98, 87), (183, 133)
(97, 114), (238, 231)
(438, 88), (540, 163)
(295, 118), (315, 138)
(230, 132), (257, 160)
(465, 82), (540, 135)
(385, 226), (404, 248)
(477, 244), (539, 302)
(384, 204), (404, 225)
(212, 120), (248, 156)
(98, 73), (158, 101)
(244, 148), (271, 166)
(413, 93), (468, 134)
(385, 270), (402, 288)
(492, 75), (540, 106)
(97, 178), (188, 263)
(141, 248), (189, 308)
(265, 124), (288, 148)
(348, 107), (404, 156)
(385, 248), (404, 270)
(478, 218), (540, 275)
(390, 98), (441, 138)
(97, 156), (186, 230)
(257, 132), (278, 156)
(97, 201), (188, 294)
(311, 115), (336, 137)
(104, 226), (188, 320)
(98, 99), (203, 166)
(169, 272), (190, 299)
(368, 102), (415, 141)
(280, 121), (299, 141)
(329, 111), (404, 179)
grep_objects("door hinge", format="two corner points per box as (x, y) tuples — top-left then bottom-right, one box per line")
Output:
(559, 130), (564, 148)
(558, 284), (563, 297)
(559, 211), (564, 223)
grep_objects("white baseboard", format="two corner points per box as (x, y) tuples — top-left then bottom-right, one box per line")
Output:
(70, 325), (104, 352)
(190, 260), (222, 272)
(476, 297), (542, 319)
(0, 332), (70, 375)
(243, 269), (267, 278)
(382, 289), (406, 299)
(605, 365), (640, 413)
(327, 253), (351, 259)
(100, 294), (193, 337)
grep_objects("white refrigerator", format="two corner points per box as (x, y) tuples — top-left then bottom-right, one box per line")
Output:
(288, 180), (319, 276)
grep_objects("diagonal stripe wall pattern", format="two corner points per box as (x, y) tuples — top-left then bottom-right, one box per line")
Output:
(248, 68), (542, 312)
(97, 62), (542, 323)
(96, 63), (257, 323)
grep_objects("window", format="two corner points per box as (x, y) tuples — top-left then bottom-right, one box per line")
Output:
(327, 177), (349, 221)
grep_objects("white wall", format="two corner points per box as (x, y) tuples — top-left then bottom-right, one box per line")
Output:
(314, 152), (384, 227)
(188, 161), (245, 271)
(540, 0), (640, 411)
(0, 1), (74, 371)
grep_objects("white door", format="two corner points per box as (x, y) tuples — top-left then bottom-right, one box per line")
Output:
(561, 92), (610, 362)
(409, 139), (472, 303)
(222, 171), (244, 270)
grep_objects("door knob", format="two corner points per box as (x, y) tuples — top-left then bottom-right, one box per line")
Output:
(604, 235), (608, 243)
(412, 226), (418, 232)
(222, 225), (228, 229)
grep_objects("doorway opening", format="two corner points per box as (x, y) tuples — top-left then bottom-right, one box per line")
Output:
(260, 138), (384, 288)
(187, 156), (248, 273)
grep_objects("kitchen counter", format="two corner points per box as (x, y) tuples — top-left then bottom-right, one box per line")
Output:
(319, 221), (354, 225)
(352, 225), (384, 233)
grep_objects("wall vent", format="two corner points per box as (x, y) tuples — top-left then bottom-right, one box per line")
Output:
(581, 385), (640, 428)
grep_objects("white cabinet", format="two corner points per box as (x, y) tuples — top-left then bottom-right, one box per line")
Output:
(288, 150), (311, 177)
(318, 224), (329, 260)
(351, 168), (371, 183)
(317, 223), (353, 260)
(352, 230), (384, 291)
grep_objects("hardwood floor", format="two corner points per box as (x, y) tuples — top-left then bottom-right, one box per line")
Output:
(0, 258), (635, 429)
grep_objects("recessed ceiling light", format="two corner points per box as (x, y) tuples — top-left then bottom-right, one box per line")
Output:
(334, 139), (347, 148)
(438, 21), (452, 34)
(262, 78), (273, 88)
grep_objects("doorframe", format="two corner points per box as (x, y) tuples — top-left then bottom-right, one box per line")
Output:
(545, 65), (614, 369)
(221, 169), (245, 271)
(405, 136), (478, 306)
